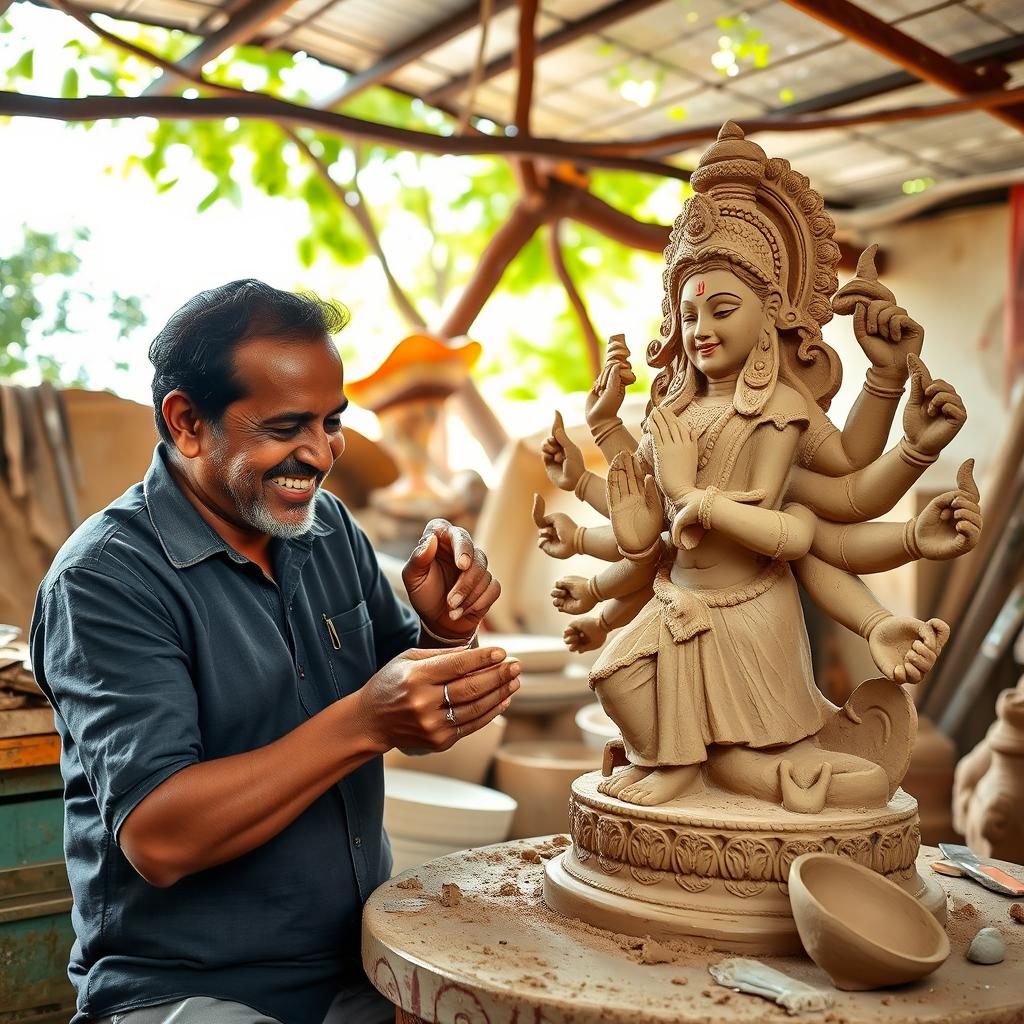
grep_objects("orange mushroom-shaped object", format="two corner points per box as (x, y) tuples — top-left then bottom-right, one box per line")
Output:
(345, 334), (481, 414)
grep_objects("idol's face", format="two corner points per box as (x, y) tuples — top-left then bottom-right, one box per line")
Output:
(679, 269), (764, 381)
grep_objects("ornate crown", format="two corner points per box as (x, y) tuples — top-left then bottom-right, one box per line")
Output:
(648, 122), (841, 373)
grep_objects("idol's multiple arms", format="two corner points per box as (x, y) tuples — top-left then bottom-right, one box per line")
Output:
(786, 354), (966, 521)
(804, 460), (981, 574)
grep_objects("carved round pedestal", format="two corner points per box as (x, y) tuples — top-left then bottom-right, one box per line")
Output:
(544, 771), (945, 955)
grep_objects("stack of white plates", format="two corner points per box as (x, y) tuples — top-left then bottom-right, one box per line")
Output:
(384, 768), (517, 875)
(575, 702), (620, 751)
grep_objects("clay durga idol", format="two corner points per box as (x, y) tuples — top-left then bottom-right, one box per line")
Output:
(534, 123), (983, 952)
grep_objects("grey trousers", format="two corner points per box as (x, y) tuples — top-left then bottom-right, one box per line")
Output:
(93, 983), (395, 1024)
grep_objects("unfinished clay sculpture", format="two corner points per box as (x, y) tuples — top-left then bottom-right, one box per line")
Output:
(538, 122), (981, 952)
(953, 676), (1024, 864)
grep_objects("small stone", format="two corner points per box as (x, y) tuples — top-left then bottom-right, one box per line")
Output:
(967, 927), (1006, 965)
(1010, 903), (1024, 925)
(440, 882), (462, 907)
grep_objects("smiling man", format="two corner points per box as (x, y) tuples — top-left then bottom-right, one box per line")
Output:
(29, 280), (518, 1024)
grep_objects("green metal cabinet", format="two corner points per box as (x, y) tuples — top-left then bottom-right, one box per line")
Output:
(0, 738), (76, 1019)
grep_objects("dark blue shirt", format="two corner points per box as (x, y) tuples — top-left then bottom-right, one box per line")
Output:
(29, 444), (418, 1024)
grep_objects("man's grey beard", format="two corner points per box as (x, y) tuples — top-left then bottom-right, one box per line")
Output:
(210, 440), (317, 539)
(234, 481), (317, 539)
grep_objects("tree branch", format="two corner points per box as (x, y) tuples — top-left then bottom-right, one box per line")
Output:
(513, 0), (540, 194)
(288, 131), (427, 330)
(0, 91), (693, 180)
(562, 185), (669, 252)
(43, 0), (428, 330)
(546, 219), (601, 376)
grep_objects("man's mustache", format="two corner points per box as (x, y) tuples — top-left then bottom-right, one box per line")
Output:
(264, 458), (324, 483)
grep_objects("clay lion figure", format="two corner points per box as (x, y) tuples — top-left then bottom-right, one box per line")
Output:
(534, 123), (981, 812)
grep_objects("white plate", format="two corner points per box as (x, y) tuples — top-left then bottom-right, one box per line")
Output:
(384, 768), (517, 846)
(482, 633), (571, 674)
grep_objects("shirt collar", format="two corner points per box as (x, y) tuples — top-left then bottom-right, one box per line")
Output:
(143, 443), (334, 570)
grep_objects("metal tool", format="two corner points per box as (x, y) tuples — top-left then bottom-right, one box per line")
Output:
(938, 843), (1024, 897)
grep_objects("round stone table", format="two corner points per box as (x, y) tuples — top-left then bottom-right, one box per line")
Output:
(362, 837), (1024, 1024)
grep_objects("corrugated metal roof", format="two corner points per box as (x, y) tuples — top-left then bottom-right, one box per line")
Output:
(70, 0), (1024, 208)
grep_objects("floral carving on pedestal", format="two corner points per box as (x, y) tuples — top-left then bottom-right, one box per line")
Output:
(568, 791), (920, 894)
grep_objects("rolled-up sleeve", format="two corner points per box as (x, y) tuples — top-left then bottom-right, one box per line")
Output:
(33, 564), (202, 840)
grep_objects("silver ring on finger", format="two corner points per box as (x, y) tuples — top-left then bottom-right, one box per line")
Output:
(443, 683), (452, 709)
(446, 706), (458, 725)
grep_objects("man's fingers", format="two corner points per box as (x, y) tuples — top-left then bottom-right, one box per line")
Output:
(450, 689), (516, 744)
(447, 657), (521, 707)
(408, 645), (507, 679)
(956, 459), (980, 501)
(464, 578), (501, 618)
(450, 565), (493, 616)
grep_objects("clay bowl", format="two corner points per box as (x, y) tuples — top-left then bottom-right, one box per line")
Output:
(494, 741), (601, 839)
(384, 715), (506, 785)
(575, 701), (619, 751)
(788, 853), (950, 990)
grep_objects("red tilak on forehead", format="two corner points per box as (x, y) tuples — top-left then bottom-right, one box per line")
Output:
(695, 280), (705, 296)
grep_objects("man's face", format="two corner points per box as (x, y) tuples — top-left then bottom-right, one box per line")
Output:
(198, 334), (347, 540)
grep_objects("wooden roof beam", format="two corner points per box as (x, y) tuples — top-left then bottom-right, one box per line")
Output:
(424, 0), (666, 108)
(317, 0), (519, 109)
(782, 0), (1024, 133)
(143, 0), (304, 96)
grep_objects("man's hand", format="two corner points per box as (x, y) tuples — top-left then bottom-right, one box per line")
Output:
(403, 519), (500, 640)
(542, 411), (586, 492)
(832, 244), (923, 382)
(903, 354), (966, 456)
(868, 615), (950, 685)
(356, 645), (520, 752)
(914, 460), (982, 560)
(532, 494), (578, 559)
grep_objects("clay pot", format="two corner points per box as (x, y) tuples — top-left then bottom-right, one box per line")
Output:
(494, 741), (601, 839)
(902, 716), (956, 845)
(788, 853), (950, 990)
(575, 702), (619, 751)
(384, 715), (507, 785)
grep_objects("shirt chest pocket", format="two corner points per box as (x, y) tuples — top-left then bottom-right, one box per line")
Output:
(321, 600), (376, 698)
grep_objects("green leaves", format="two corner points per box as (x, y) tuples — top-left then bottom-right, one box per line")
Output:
(0, 227), (146, 385)
(60, 67), (78, 98)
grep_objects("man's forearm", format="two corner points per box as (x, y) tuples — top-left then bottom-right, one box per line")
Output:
(120, 695), (385, 888)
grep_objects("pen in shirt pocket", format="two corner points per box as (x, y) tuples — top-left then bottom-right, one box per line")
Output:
(323, 613), (341, 650)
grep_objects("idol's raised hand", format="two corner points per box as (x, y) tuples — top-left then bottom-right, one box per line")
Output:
(913, 460), (982, 559)
(542, 411), (586, 492)
(903, 354), (966, 457)
(532, 494), (578, 559)
(607, 451), (662, 559)
(833, 244), (923, 380)
(586, 334), (636, 428)
(647, 407), (697, 504)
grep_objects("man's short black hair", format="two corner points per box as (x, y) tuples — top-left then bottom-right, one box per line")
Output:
(148, 279), (350, 444)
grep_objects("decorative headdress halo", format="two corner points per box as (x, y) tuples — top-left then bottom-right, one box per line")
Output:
(649, 122), (842, 413)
